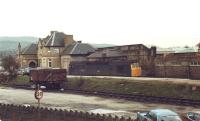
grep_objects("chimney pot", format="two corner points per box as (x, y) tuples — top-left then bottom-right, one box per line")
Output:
(77, 41), (82, 43)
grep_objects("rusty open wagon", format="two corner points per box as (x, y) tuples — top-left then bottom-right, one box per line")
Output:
(30, 68), (67, 89)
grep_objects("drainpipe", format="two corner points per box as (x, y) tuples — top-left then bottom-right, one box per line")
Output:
(187, 60), (190, 79)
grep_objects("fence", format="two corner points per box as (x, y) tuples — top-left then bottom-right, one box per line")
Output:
(0, 103), (134, 121)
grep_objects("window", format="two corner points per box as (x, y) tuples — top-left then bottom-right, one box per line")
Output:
(190, 61), (200, 65)
(50, 48), (59, 53)
(43, 59), (45, 63)
(39, 59), (41, 66)
(54, 48), (59, 53)
(48, 59), (52, 68)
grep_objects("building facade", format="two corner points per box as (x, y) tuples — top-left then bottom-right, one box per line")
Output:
(17, 31), (95, 71)
(155, 51), (200, 79)
(69, 44), (157, 76)
(17, 43), (38, 68)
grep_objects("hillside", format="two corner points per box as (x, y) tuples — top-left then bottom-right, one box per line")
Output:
(0, 37), (38, 51)
(0, 37), (197, 53)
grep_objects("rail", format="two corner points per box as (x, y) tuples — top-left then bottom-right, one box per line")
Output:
(64, 89), (200, 107)
(13, 85), (200, 107)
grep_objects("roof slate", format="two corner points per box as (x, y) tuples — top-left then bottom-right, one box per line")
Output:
(155, 52), (200, 62)
(62, 42), (95, 55)
(22, 44), (37, 55)
(45, 32), (66, 47)
(88, 44), (150, 58)
(88, 49), (126, 58)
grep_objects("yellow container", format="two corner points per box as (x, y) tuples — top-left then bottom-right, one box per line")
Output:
(131, 64), (142, 77)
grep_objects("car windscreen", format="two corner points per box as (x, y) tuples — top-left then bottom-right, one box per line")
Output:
(159, 115), (181, 121)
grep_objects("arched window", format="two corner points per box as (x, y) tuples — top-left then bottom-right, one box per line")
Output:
(29, 61), (36, 68)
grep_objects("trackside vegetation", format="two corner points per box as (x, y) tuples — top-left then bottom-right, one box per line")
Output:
(0, 75), (30, 86)
(5, 75), (200, 100)
(65, 77), (200, 100)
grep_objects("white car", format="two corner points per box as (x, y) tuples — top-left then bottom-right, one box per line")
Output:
(137, 109), (182, 121)
(187, 111), (200, 121)
(18, 67), (32, 75)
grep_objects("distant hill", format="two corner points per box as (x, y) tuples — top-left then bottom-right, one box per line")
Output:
(0, 37), (38, 51)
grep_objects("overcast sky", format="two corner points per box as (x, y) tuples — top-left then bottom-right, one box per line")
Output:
(0, 0), (200, 47)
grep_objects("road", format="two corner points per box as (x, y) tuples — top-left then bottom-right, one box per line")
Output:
(0, 86), (199, 118)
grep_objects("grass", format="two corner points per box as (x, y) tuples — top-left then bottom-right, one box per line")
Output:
(13, 75), (30, 85)
(66, 77), (200, 100)
(1, 75), (31, 86)
(3, 75), (200, 100)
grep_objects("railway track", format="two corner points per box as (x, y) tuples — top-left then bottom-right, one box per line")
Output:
(13, 85), (200, 107)
(64, 89), (200, 107)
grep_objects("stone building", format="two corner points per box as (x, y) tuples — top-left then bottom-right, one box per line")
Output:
(88, 44), (156, 76)
(69, 44), (157, 76)
(155, 51), (200, 79)
(17, 43), (38, 68)
(17, 31), (200, 78)
(17, 31), (95, 71)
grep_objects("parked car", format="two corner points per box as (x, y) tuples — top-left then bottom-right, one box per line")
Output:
(23, 67), (32, 75)
(187, 111), (200, 121)
(17, 69), (24, 75)
(18, 67), (32, 75)
(137, 109), (182, 121)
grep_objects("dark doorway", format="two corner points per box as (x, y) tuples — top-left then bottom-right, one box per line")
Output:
(29, 61), (36, 68)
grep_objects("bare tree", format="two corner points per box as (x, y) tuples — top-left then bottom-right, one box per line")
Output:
(0, 55), (19, 79)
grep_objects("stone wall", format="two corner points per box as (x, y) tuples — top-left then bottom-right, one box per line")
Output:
(18, 54), (38, 68)
(61, 55), (87, 71)
(155, 65), (200, 79)
(0, 104), (134, 121)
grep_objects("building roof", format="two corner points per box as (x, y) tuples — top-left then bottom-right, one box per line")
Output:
(157, 47), (198, 54)
(22, 44), (37, 55)
(97, 44), (148, 49)
(88, 49), (126, 58)
(88, 44), (150, 58)
(155, 52), (200, 63)
(45, 31), (66, 47)
(62, 42), (95, 55)
(157, 48), (175, 54)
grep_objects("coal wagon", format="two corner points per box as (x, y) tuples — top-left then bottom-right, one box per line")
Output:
(30, 68), (67, 89)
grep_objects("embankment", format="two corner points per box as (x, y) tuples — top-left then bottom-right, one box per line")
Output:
(64, 76), (200, 100)
(10, 75), (200, 100)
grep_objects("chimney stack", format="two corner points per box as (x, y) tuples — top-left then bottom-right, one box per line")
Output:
(150, 46), (156, 57)
(77, 41), (82, 43)
(64, 35), (74, 46)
